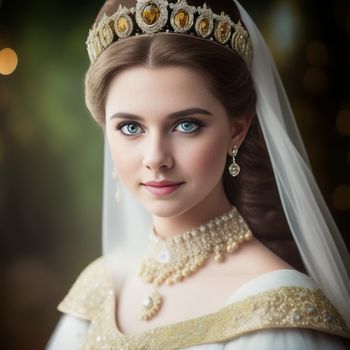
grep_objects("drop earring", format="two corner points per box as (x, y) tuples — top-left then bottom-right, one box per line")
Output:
(228, 145), (240, 177)
(112, 169), (121, 203)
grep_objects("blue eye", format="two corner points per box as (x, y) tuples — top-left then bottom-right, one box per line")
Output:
(118, 122), (142, 135)
(174, 120), (201, 133)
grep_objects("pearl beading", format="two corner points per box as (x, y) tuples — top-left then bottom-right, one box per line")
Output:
(138, 206), (253, 288)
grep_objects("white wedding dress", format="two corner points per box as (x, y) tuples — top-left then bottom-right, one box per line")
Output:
(46, 259), (349, 350)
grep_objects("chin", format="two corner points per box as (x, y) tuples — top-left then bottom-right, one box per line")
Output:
(141, 199), (193, 219)
(141, 191), (212, 219)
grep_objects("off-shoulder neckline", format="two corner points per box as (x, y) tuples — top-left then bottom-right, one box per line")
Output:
(112, 268), (311, 337)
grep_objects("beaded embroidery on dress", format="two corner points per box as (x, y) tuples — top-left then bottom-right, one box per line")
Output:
(58, 258), (350, 350)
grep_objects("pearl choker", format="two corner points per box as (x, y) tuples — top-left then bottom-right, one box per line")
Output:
(137, 206), (253, 320)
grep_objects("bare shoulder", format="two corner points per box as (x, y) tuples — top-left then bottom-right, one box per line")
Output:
(222, 237), (293, 277)
(190, 237), (295, 310)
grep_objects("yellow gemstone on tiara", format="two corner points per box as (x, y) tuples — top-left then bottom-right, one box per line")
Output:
(142, 3), (161, 25)
(174, 10), (189, 28)
(86, 1), (252, 65)
(216, 21), (231, 43)
(198, 18), (209, 36)
(117, 16), (128, 33)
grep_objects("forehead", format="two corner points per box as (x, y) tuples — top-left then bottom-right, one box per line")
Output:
(105, 66), (223, 119)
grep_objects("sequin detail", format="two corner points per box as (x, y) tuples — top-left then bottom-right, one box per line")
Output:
(58, 259), (350, 350)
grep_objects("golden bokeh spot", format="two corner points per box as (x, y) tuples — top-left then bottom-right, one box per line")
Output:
(198, 18), (209, 36)
(142, 3), (160, 25)
(332, 185), (350, 211)
(174, 10), (189, 28)
(117, 16), (128, 33)
(0, 48), (18, 75)
(336, 110), (350, 136)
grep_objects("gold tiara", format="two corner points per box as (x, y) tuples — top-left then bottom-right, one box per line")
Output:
(86, 0), (253, 65)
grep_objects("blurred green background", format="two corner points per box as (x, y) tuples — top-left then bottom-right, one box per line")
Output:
(1, 0), (349, 349)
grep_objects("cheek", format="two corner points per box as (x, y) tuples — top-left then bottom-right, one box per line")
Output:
(107, 137), (136, 178)
(181, 133), (228, 179)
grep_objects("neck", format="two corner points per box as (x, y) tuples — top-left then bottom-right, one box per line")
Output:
(152, 184), (233, 239)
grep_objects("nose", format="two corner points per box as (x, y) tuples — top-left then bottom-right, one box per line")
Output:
(142, 133), (174, 171)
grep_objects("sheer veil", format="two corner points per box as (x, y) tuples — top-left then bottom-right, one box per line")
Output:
(233, 0), (350, 325)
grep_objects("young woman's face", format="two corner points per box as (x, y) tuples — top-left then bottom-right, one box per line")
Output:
(105, 66), (237, 218)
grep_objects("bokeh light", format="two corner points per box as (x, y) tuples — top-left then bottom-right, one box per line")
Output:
(0, 47), (18, 75)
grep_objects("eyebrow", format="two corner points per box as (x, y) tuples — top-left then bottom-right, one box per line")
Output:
(108, 108), (213, 121)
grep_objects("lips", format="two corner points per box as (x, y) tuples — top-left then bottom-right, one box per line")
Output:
(143, 181), (182, 187)
(142, 181), (184, 196)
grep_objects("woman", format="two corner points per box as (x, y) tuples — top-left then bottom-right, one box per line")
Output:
(47, 0), (350, 349)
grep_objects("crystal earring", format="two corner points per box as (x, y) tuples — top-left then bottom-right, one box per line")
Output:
(228, 145), (240, 177)
(112, 169), (121, 202)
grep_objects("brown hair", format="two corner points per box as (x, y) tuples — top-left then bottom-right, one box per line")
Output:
(85, 0), (305, 270)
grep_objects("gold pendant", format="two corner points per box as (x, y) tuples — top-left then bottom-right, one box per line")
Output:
(140, 289), (162, 320)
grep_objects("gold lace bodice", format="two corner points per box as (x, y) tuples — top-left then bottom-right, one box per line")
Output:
(58, 258), (350, 350)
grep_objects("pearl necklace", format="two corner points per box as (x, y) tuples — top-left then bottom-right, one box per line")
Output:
(138, 206), (253, 320)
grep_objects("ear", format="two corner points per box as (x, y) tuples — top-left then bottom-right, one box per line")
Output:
(228, 113), (255, 154)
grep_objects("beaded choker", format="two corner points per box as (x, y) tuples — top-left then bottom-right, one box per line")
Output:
(86, 0), (253, 65)
(137, 206), (253, 320)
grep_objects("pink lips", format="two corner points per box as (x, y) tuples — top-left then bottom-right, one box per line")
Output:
(142, 181), (184, 196)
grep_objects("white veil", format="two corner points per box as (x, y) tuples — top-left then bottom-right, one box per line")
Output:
(100, 0), (350, 326)
(234, 0), (350, 325)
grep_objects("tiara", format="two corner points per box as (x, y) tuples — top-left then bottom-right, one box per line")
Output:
(86, 0), (253, 65)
